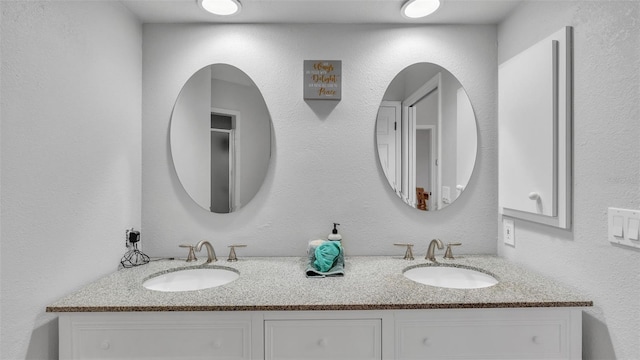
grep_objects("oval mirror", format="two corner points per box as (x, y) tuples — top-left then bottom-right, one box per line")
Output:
(376, 63), (477, 211)
(170, 64), (272, 213)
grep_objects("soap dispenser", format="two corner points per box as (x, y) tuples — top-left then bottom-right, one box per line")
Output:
(328, 223), (342, 242)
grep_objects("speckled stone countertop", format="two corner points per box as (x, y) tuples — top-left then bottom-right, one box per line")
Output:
(46, 256), (592, 312)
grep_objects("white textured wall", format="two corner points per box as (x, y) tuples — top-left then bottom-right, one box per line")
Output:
(0, 2), (142, 359)
(498, 2), (640, 359)
(142, 24), (498, 257)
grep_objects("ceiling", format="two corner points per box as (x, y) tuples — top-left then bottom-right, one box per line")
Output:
(120, 0), (523, 24)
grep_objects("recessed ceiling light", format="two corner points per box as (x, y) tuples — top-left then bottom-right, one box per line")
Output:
(197, 0), (242, 16)
(401, 0), (441, 19)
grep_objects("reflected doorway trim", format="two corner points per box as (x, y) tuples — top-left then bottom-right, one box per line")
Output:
(211, 107), (241, 212)
(402, 72), (442, 209)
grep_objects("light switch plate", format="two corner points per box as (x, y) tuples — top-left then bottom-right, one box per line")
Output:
(612, 215), (624, 237)
(628, 218), (639, 241)
(608, 207), (640, 249)
(503, 218), (515, 246)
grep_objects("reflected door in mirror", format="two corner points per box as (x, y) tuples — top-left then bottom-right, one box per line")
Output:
(376, 101), (401, 191)
(210, 113), (234, 213)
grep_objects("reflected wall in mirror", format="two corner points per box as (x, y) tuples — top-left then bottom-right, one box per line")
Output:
(376, 63), (477, 211)
(170, 64), (272, 213)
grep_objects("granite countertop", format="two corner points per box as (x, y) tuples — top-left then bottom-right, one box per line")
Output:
(46, 255), (592, 312)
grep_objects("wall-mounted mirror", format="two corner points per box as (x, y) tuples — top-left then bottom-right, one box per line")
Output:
(376, 63), (477, 211)
(170, 64), (272, 213)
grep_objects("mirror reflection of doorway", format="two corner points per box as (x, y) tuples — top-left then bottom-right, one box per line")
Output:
(404, 78), (440, 210)
(210, 113), (235, 213)
(415, 126), (435, 211)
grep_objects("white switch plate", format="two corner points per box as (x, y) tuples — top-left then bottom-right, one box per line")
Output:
(612, 215), (624, 237)
(442, 186), (451, 204)
(503, 218), (515, 246)
(608, 207), (640, 249)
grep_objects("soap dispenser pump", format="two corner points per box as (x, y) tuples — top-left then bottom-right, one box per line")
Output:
(328, 223), (342, 241)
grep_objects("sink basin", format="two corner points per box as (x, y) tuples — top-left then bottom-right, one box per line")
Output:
(403, 265), (498, 289)
(143, 267), (239, 292)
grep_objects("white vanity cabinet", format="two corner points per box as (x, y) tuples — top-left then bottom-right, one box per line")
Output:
(58, 312), (254, 360)
(264, 318), (382, 360)
(58, 308), (582, 360)
(394, 308), (581, 359)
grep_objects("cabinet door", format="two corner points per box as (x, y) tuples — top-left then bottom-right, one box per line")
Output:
(395, 309), (577, 359)
(499, 26), (572, 229)
(265, 319), (382, 360)
(499, 36), (559, 217)
(60, 313), (252, 360)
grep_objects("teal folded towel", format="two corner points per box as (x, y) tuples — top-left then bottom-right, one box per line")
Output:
(313, 241), (341, 272)
(306, 241), (344, 278)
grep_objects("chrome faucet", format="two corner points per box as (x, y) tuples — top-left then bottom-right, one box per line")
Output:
(179, 244), (198, 262)
(394, 243), (415, 260)
(227, 244), (247, 262)
(426, 239), (444, 262)
(195, 240), (217, 264)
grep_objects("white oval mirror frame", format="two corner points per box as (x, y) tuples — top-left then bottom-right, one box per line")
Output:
(170, 64), (272, 213)
(376, 62), (478, 211)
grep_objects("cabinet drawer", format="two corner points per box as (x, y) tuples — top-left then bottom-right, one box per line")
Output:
(69, 318), (251, 360)
(265, 319), (382, 360)
(396, 319), (567, 359)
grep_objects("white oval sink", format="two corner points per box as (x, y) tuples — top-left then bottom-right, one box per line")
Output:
(143, 267), (239, 292)
(403, 265), (498, 289)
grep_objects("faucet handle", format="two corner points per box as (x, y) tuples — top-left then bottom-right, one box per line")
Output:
(443, 243), (462, 259)
(227, 244), (247, 262)
(179, 244), (197, 262)
(394, 243), (414, 260)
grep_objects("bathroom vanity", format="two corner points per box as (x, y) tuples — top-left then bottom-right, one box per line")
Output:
(47, 256), (591, 360)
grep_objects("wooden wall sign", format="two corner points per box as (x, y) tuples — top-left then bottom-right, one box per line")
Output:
(304, 60), (341, 100)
